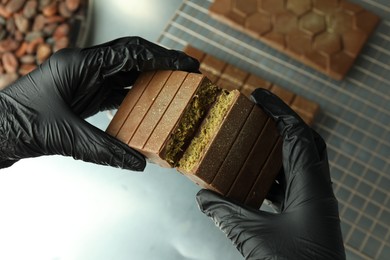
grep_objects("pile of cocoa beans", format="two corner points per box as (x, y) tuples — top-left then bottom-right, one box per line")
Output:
(0, 0), (87, 89)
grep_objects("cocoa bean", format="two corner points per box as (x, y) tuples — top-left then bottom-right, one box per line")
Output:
(6, 0), (27, 13)
(53, 35), (68, 52)
(44, 15), (64, 24)
(42, 22), (57, 35)
(0, 26), (6, 41)
(42, 0), (57, 17)
(23, 0), (38, 19)
(2, 52), (19, 73)
(0, 5), (12, 18)
(0, 72), (18, 90)
(6, 16), (16, 32)
(26, 36), (43, 53)
(38, 0), (51, 9)
(0, 38), (20, 52)
(53, 23), (69, 39)
(25, 31), (43, 41)
(32, 14), (45, 31)
(14, 13), (30, 33)
(36, 42), (51, 63)
(58, 1), (71, 18)
(19, 54), (35, 63)
(65, 0), (79, 12)
(19, 63), (36, 75)
(15, 41), (28, 57)
(14, 30), (24, 41)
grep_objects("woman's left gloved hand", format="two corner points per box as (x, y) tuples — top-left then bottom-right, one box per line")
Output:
(0, 36), (200, 170)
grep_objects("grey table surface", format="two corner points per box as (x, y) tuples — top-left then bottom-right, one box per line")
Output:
(0, 0), (243, 260)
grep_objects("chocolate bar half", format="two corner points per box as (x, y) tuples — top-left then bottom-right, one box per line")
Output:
(107, 70), (282, 209)
(209, 0), (380, 80)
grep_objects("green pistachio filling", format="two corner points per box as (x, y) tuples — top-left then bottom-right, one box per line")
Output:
(178, 90), (235, 171)
(164, 81), (220, 166)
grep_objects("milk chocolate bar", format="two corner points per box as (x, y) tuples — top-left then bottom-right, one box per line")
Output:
(107, 70), (282, 208)
(209, 0), (380, 80)
(184, 45), (320, 125)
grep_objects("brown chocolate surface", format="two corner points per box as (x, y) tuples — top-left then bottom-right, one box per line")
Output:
(179, 91), (254, 183)
(209, 0), (380, 80)
(227, 118), (280, 204)
(210, 104), (268, 195)
(185, 45), (320, 125)
(116, 70), (172, 145)
(107, 70), (283, 208)
(106, 72), (155, 137)
(245, 138), (283, 208)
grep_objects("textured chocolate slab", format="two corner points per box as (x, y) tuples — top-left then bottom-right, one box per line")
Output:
(184, 45), (320, 125)
(116, 70), (172, 145)
(220, 64), (249, 85)
(227, 118), (280, 204)
(210, 104), (268, 195)
(209, 0), (380, 80)
(106, 72), (155, 137)
(245, 138), (283, 208)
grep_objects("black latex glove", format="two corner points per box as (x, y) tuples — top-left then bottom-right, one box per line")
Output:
(0, 37), (199, 170)
(196, 89), (345, 259)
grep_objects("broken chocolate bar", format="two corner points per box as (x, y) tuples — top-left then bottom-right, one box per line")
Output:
(209, 0), (380, 80)
(107, 70), (281, 209)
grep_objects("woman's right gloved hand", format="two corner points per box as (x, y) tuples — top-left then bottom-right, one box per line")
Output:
(196, 88), (346, 259)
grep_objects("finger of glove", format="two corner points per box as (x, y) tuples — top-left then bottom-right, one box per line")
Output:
(196, 189), (281, 258)
(196, 190), (272, 228)
(58, 113), (146, 171)
(251, 88), (320, 166)
(251, 89), (336, 210)
(265, 171), (286, 212)
(82, 36), (200, 79)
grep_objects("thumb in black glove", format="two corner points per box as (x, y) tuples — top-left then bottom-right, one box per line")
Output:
(0, 36), (199, 170)
(196, 89), (345, 259)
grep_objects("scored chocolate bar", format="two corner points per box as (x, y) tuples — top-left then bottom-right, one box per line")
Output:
(209, 0), (380, 80)
(107, 70), (282, 209)
(185, 45), (320, 125)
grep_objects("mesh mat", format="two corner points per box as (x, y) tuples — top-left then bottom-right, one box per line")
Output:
(157, 0), (390, 259)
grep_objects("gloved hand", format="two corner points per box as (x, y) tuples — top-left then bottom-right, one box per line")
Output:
(0, 37), (199, 170)
(196, 89), (345, 259)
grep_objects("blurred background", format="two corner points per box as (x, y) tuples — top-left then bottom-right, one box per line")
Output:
(0, 0), (389, 259)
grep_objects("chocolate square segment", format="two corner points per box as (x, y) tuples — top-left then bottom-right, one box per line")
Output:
(209, 0), (380, 80)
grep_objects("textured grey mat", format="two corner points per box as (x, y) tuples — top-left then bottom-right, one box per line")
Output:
(158, 0), (390, 259)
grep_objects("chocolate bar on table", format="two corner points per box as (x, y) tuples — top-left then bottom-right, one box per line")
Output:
(107, 70), (282, 209)
(184, 45), (320, 125)
(209, 0), (380, 80)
